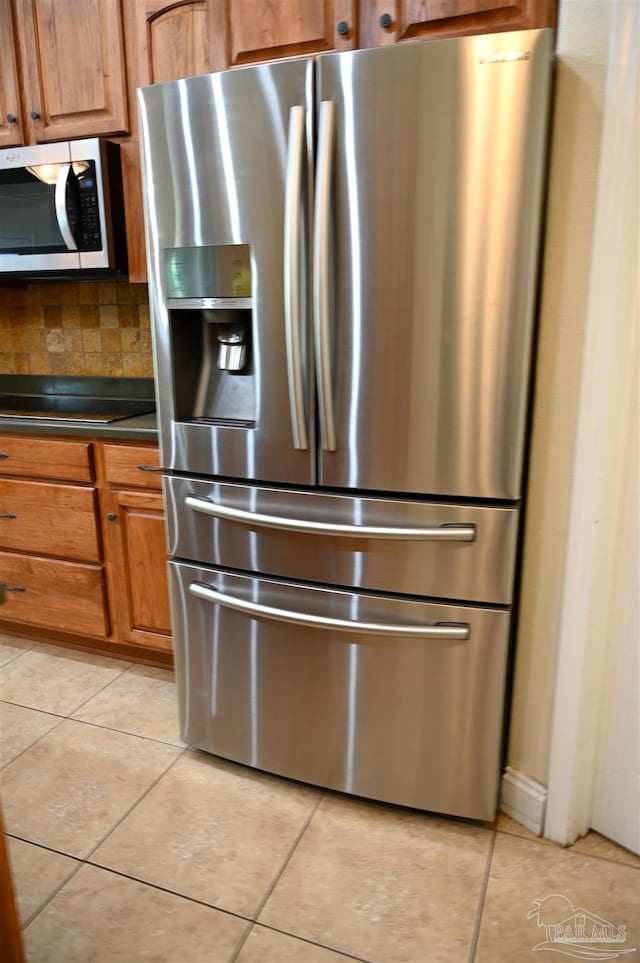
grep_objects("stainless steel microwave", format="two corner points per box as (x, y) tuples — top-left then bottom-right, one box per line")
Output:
(0, 138), (127, 278)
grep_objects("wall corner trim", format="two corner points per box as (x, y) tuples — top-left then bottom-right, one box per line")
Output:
(500, 767), (548, 836)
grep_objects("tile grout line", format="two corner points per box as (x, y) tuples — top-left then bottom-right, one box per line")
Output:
(11, 833), (371, 963)
(14, 839), (370, 963)
(0, 696), (184, 749)
(60, 661), (133, 718)
(0, 714), (68, 773)
(21, 747), (186, 933)
(467, 829), (496, 963)
(494, 825), (640, 870)
(0, 643), (37, 670)
(254, 922), (374, 963)
(228, 791), (326, 963)
(82, 746), (188, 863)
(66, 715), (185, 749)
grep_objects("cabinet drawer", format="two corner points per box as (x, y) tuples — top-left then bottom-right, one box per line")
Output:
(0, 479), (101, 563)
(0, 435), (93, 481)
(103, 444), (163, 490)
(0, 551), (108, 637)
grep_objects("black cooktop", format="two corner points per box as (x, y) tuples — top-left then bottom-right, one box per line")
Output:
(0, 394), (156, 424)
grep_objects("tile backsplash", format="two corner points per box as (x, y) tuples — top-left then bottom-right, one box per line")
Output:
(0, 281), (153, 378)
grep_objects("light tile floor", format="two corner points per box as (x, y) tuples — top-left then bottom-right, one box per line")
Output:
(0, 635), (638, 963)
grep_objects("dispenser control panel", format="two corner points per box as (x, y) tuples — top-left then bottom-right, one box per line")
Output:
(164, 244), (252, 300)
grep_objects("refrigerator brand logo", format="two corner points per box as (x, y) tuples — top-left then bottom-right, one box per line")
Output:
(477, 51), (531, 64)
(528, 894), (636, 959)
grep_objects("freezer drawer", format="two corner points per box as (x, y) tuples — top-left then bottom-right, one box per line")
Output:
(166, 476), (519, 604)
(170, 562), (511, 820)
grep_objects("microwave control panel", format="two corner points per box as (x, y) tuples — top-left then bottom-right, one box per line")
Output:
(75, 161), (102, 251)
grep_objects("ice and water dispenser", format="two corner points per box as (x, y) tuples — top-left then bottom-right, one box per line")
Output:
(164, 245), (255, 425)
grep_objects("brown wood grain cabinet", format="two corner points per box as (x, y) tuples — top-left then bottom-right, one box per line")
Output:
(105, 489), (172, 653)
(101, 442), (171, 654)
(358, 0), (556, 47)
(212, 0), (357, 68)
(7, 0), (129, 145)
(0, 0), (24, 147)
(0, 434), (172, 663)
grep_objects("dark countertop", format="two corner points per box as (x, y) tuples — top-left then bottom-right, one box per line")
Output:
(0, 374), (159, 443)
(0, 410), (158, 441)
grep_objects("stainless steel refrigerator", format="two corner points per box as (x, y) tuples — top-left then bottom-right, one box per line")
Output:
(138, 29), (552, 821)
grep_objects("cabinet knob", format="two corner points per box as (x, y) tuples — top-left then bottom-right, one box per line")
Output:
(2, 584), (26, 592)
(0, 451), (8, 458)
(6, 113), (16, 124)
(136, 463), (163, 473)
(336, 20), (350, 36)
(107, 512), (118, 522)
(0, 512), (16, 519)
(379, 12), (393, 28)
(30, 110), (40, 120)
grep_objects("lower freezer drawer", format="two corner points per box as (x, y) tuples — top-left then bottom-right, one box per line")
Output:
(170, 562), (511, 820)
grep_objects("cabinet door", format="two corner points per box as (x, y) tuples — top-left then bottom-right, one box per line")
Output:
(0, 1), (25, 147)
(130, 0), (216, 88)
(122, 1), (219, 282)
(359, 0), (557, 48)
(107, 490), (172, 653)
(215, 0), (357, 68)
(15, 0), (128, 142)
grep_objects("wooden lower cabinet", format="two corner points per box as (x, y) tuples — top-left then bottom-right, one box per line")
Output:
(0, 551), (108, 637)
(0, 433), (172, 664)
(105, 488), (172, 653)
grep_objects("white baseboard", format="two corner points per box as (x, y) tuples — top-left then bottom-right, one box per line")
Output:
(500, 766), (548, 836)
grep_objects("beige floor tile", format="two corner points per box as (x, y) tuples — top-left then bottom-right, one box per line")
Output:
(0, 718), (180, 857)
(0, 701), (61, 768)
(92, 750), (319, 917)
(569, 830), (640, 868)
(237, 925), (356, 962)
(496, 811), (546, 842)
(73, 664), (183, 745)
(0, 643), (130, 715)
(7, 837), (79, 925)
(0, 634), (35, 667)
(260, 794), (491, 963)
(24, 863), (248, 963)
(475, 832), (640, 962)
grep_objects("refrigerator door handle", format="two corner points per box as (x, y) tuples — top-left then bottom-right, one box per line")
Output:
(313, 100), (337, 451)
(189, 581), (470, 640)
(184, 494), (477, 541)
(284, 105), (309, 450)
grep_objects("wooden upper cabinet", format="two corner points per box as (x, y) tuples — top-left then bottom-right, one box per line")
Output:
(13, 0), (129, 143)
(130, 0), (216, 90)
(359, 0), (557, 47)
(214, 0), (357, 68)
(0, 1), (25, 147)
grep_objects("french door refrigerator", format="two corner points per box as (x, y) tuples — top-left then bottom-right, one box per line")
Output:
(138, 28), (552, 820)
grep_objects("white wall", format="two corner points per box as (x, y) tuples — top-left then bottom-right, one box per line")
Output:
(507, 0), (618, 785)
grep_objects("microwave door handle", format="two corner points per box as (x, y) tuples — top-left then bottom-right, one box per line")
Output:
(313, 100), (337, 451)
(284, 105), (309, 450)
(54, 163), (78, 251)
